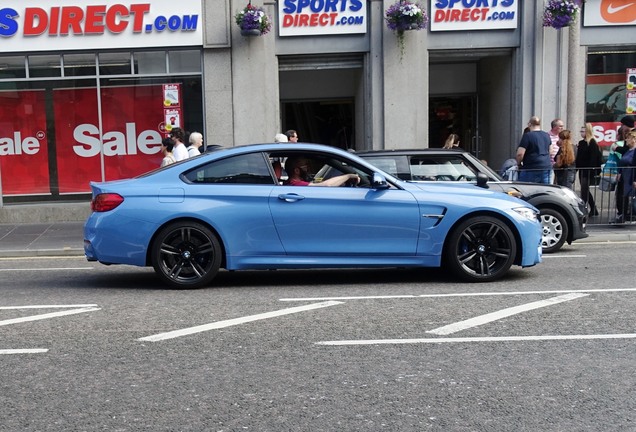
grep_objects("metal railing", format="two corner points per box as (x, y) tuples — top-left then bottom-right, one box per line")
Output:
(545, 167), (634, 226)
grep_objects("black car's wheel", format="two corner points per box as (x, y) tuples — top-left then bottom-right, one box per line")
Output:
(538, 208), (568, 253)
(151, 221), (222, 289)
(444, 216), (516, 282)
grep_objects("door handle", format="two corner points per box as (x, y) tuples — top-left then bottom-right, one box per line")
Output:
(278, 193), (305, 202)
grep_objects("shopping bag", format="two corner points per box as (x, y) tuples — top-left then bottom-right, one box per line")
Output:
(599, 151), (620, 191)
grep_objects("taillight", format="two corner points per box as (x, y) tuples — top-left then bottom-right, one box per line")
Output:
(91, 193), (124, 212)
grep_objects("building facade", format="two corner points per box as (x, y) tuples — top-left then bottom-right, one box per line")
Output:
(0, 0), (634, 216)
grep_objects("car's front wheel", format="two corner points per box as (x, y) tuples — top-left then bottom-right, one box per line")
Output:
(444, 216), (516, 282)
(151, 221), (222, 289)
(538, 208), (568, 253)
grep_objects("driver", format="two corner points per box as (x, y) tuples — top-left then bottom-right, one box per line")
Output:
(285, 156), (360, 187)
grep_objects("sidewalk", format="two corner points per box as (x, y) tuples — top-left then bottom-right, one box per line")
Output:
(1, 221), (636, 258)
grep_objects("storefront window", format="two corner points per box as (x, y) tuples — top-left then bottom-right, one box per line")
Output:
(28, 55), (62, 78)
(168, 50), (202, 73)
(0, 56), (26, 80)
(134, 52), (167, 75)
(585, 47), (636, 148)
(0, 50), (203, 204)
(63, 54), (97, 77)
(99, 52), (132, 75)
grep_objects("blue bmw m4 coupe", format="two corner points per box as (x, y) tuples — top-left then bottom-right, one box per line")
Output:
(84, 143), (542, 288)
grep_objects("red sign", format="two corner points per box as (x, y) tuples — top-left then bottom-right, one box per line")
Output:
(54, 85), (166, 193)
(0, 90), (50, 195)
(591, 122), (622, 148)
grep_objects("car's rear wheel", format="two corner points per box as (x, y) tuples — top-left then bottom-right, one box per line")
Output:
(538, 208), (567, 253)
(444, 216), (516, 282)
(151, 221), (221, 289)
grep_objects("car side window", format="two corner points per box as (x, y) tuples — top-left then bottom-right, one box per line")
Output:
(359, 156), (410, 180)
(183, 153), (275, 185)
(410, 156), (477, 181)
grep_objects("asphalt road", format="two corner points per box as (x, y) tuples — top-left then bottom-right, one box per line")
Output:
(2, 241), (636, 431)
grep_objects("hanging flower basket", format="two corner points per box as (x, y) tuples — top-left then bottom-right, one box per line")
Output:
(385, 1), (428, 59)
(542, 0), (581, 29)
(235, 1), (272, 36)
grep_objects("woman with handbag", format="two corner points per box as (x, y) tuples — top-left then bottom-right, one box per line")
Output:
(576, 123), (602, 216)
(555, 130), (576, 190)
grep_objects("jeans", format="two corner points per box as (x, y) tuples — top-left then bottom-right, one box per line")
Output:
(519, 169), (551, 184)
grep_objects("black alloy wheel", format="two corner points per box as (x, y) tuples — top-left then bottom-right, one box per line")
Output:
(444, 216), (517, 282)
(151, 221), (222, 289)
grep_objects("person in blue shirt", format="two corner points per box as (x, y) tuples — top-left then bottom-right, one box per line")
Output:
(516, 116), (552, 184)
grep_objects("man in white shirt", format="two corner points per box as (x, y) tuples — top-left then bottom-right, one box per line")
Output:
(548, 118), (564, 183)
(170, 127), (189, 161)
(187, 131), (203, 157)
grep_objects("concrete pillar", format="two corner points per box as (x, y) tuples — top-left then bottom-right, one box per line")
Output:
(230, 1), (280, 146)
(381, 0), (428, 149)
(566, 18), (584, 133)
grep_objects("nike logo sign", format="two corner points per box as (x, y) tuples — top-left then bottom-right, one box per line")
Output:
(601, 0), (636, 22)
(607, 2), (635, 14)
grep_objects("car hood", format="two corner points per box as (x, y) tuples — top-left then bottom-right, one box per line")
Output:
(407, 181), (529, 207)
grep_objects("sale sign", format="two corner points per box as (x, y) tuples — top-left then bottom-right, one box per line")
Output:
(54, 85), (166, 193)
(0, 90), (51, 195)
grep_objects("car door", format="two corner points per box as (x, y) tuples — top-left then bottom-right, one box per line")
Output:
(269, 183), (421, 257)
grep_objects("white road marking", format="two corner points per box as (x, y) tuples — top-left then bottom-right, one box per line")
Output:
(0, 267), (93, 271)
(426, 293), (589, 335)
(0, 307), (101, 327)
(0, 349), (49, 355)
(541, 254), (586, 258)
(0, 256), (86, 261)
(139, 300), (344, 342)
(279, 287), (636, 302)
(0, 304), (98, 310)
(316, 333), (636, 346)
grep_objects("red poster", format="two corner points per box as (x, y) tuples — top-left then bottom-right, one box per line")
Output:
(54, 85), (166, 193)
(0, 90), (50, 195)
(591, 122), (622, 148)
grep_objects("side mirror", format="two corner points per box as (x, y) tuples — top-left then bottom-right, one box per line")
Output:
(372, 173), (390, 189)
(476, 172), (489, 188)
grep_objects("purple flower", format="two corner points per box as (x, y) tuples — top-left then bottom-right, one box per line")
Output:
(385, 1), (428, 33)
(542, 0), (582, 29)
(235, 3), (272, 35)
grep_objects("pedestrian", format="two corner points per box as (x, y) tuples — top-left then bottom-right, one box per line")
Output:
(554, 129), (576, 189)
(442, 133), (460, 149)
(169, 127), (189, 161)
(286, 129), (299, 143)
(548, 118), (564, 183)
(274, 133), (288, 143)
(187, 131), (203, 157)
(616, 129), (636, 223)
(160, 137), (176, 167)
(516, 116), (552, 184)
(576, 123), (602, 216)
(612, 115), (635, 222)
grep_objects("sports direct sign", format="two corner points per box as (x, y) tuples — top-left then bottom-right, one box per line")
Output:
(430, 0), (518, 31)
(278, 0), (367, 36)
(0, 0), (202, 52)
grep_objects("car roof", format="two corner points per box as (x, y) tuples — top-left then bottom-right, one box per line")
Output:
(356, 148), (468, 156)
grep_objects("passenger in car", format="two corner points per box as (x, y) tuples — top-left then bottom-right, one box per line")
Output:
(285, 156), (360, 187)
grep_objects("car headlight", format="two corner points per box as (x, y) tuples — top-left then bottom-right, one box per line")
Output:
(560, 187), (579, 201)
(513, 207), (539, 222)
